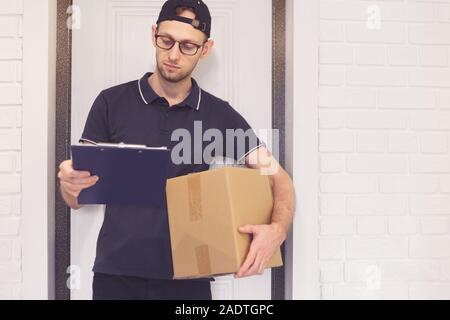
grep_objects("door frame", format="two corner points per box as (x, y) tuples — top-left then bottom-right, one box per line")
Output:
(286, 0), (320, 299)
(55, 0), (288, 300)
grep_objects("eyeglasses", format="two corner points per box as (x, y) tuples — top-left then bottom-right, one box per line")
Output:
(155, 34), (206, 56)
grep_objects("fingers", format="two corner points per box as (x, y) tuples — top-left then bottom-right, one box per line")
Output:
(58, 159), (72, 171)
(60, 173), (98, 196)
(246, 254), (263, 276)
(63, 176), (98, 189)
(238, 225), (257, 235)
(61, 177), (98, 197)
(68, 170), (91, 179)
(58, 160), (95, 184)
(236, 251), (268, 278)
(70, 176), (99, 185)
(60, 181), (81, 198)
(246, 249), (270, 277)
(258, 260), (266, 274)
(236, 244), (258, 278)
(61, 179), (97, 191)
(235, 225), (263, 278)
(58, 160), (91, 179)
(59, 174), (98, 186)
(239, 254), (268, 278)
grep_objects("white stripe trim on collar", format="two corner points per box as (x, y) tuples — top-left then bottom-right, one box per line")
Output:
(237, 142), (267, 164)
(79, 138), (97, 145)
(138, 80), (149, 105)
(139, 78), (201, 110)
(196, 88), (202, 111)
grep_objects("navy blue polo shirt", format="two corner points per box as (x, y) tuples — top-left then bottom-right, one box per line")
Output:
(80, 72), (264, 280)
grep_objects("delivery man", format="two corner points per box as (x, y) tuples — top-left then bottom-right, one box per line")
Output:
(57, 0), (296, 300)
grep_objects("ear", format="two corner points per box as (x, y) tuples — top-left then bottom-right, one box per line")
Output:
(200, 39), (214, 59)
(151, 25), (158, 47)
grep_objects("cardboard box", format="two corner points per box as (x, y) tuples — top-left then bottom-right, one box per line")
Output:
(166, 167), (283, 279)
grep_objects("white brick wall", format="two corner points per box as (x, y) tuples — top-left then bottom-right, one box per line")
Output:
(319, 0), (450, 299)
(0, 0), (23, 300)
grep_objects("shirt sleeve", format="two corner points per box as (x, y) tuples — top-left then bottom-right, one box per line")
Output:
(223, 104), (266, 164)
(79, 92), (110, 144)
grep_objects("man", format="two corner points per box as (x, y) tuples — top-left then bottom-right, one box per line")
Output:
(58, 0), (295, 300)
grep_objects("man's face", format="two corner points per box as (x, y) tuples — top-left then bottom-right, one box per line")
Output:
(152, 11), (213, 83)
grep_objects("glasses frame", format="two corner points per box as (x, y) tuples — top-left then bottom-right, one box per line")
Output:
(155, 34), (207, 56)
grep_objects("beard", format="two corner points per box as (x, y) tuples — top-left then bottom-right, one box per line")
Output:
(156, 58), (200, 83)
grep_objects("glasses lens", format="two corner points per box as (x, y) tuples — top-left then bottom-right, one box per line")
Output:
(179, 42), (199, 55)
(156, 35), (202, 55)
(156, 36), (174, 50)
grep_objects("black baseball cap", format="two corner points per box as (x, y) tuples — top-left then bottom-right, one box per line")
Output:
(157, 0), (212, 38)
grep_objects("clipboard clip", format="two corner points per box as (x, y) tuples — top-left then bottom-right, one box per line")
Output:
(79, 138), (168, 150)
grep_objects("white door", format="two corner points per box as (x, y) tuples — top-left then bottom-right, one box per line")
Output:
(70, 0), (273, 300)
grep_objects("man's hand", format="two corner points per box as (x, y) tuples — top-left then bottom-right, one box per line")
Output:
(234, 223), (286, 278)
(58, 160), (99, 208)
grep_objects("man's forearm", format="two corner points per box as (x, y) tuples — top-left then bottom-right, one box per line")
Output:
(270, 169), (296, 240)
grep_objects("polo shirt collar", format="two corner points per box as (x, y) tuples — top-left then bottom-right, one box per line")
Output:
(138, 72), (202, 111)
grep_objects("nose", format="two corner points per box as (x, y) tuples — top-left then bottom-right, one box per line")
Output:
(168, 42), (182, 62)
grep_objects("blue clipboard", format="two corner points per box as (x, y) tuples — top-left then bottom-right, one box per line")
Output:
(71, 143), (171, 206)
